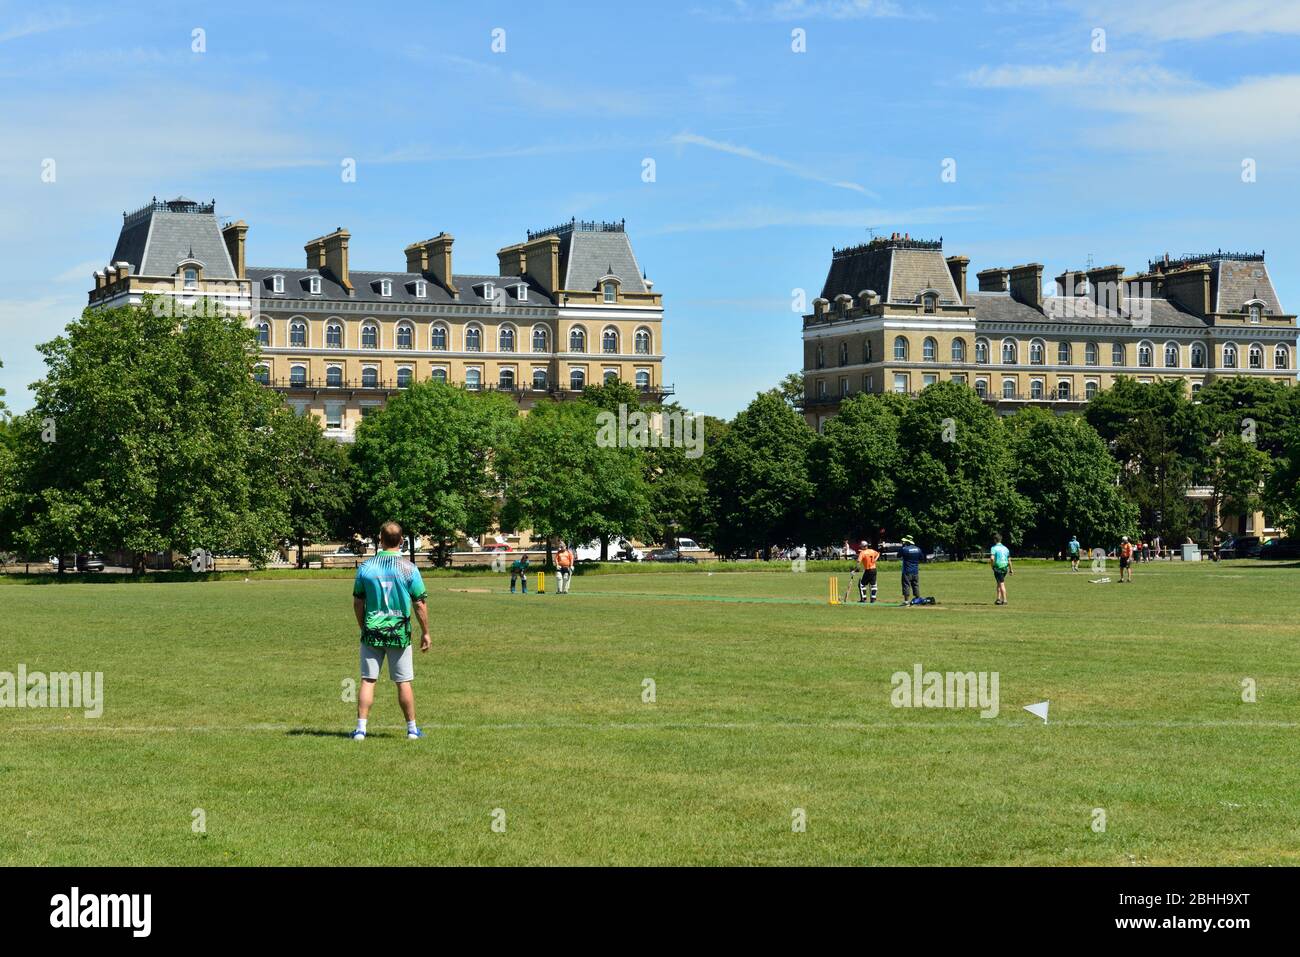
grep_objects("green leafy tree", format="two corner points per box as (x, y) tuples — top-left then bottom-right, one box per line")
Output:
(770, 372), (805, 412)
(350, 379), (518, 564)
(1004, 407), (1138, 552)
(644, 408), (728, 548)
(806, 392), (908, 545)
(893, 382), (1030, 557)
(1196, 377), (1288, 458)
(581, 377), (646, 415)
(705, 391), (813, 558)
(269, 409), (354, 566)
(1264, 412), (1300, 537)
(499, 398), (651, 557)
(1203, 433), (1271, 533)
(13, 297), (289, 569)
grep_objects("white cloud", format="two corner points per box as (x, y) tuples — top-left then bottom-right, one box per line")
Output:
(1068, 0), (1300, 41)
(0, 8), (96, 44)
(671, 132), (876, 196)
(695, 0), (907, 20)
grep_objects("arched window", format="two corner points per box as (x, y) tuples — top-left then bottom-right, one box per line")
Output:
(431, 325), (448, 350)
(1111, 343), (1125, 365)
(1249, 344), (1263, 369)
(1223, 343), (1238, 368)
(397, 368), (413, 388)
(326, 366), (343, 387)
(569, 327), (586, 353)
(255, 320), (270, 346)
(1057, 342), (1072, 365)
(975, 339), (989, 364)
(636, 369), (650, 390)
(635, 329), (651, 355)
(1085, 342), (1098, 366)
(570, 368), (586, 391)
(430, 368), (447, 383)
(1057, 380), (1071, 400)
(1191, 343), (1206, 368)
(532, 369), (548, 390)
(465, 326), (482, 352)
(951, 338), (966, 362)
(1275, 344), (1290, 369)
(253, 365), (270, 385)
(1002, 379), (1016, 398)
(975, 379), (987, 398)
(396, 322), (413, 350)
(602, 327), (619, 354)
(923, 337), (937, 361)
(1248, 303), (1262, 323)
(839, 342), (849, 366)
(498, 368), (515, 390)
(1086, 380), (1099, 399)
(533, 326), (549, 353)
(326, 322), (342, 349)
(499, 326), (516, 352)
(1029, 339), (1045, 365)
(361, 323), (378, 349)
(290, 365), (307, 387)
(1138, 342), (1153, 368)
(290, 320), (307, 347)
(1002, 339), (1017, 364)
(361, 367), (378, 388)
(922, 293), (937, 314)
(604, 369), (618, 384)
(1164, 343), (1179, 368)
(1030, 379), (1044, 399)
(893, 336), (908, 361)
(465, 369), (481, 391)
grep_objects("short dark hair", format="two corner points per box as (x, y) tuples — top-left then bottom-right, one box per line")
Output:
(379, 522), (403, 549)
(993, 533), (1002, 543)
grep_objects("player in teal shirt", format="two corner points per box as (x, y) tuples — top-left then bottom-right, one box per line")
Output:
(990, 534), (1012, 606)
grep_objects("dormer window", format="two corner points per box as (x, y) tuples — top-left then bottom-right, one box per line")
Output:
(379, 279), (392, 297)
(414, 280), (427, 298)
(309, 276), (322, 295)
(272, 275), (284, 294)
(482, 282), (496, 302)
(1248, 303), (1262, 323)
(183, 267), (198, 290)
(922, 293), (937, 314)
(603, 282), (616, 303)
(515, 283), (528, 302)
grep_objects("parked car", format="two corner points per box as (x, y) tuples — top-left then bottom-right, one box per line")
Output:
(51, 553), (105, 572)
(675, 538), (705, 552)
(575, 538), (643, 562)
(646, 548), (698, 564)
(1219, 535), (1263, 559)
(1258, 537), (1300, 560)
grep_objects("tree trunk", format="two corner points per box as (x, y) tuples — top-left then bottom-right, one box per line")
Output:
(297, 537), (305, 569)
(408, 534), (417, 564)
(600, 535), (609, 562)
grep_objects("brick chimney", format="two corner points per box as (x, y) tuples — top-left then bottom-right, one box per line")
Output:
(222, 220), (248, 280)
(1008, 263), (1044, 310)
(1086, 264), (1125, 311)
(306, 228), (351, 294)
(976, 267), (1009, 292)
(522, 234), (561, 299)
(1054, 269), (1087, 298)
(1159, 264), (1211, 319)
(403, 233), (456, 297)
(497, 242), (527, 278)
(946, 255), (969, 303)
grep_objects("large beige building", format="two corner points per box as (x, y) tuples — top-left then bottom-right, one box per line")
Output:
(90, 198), (668, 438)
(802, 234), (1296, 429)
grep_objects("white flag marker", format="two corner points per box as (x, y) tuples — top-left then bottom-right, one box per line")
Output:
(1023, 701), (1049, 723)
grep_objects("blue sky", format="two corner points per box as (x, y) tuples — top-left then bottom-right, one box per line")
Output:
(2, 0), (1299, 417)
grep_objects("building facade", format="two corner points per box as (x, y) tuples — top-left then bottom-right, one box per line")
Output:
(802, 235), (1296, 429)
(91, 198), (668, 439)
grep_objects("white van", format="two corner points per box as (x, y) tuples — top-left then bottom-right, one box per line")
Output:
(575, 538), (643, 562)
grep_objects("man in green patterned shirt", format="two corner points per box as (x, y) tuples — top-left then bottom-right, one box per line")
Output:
(350, 521), (430, 740)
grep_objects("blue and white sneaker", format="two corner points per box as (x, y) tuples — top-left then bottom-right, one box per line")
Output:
(407, 727), (424, 740)
(349, 729), (366, 740)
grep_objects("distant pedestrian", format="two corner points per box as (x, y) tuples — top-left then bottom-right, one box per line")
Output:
(1067, 535), (1081, 573)
(1119, 536), (1134, 582)
(990, 533), (1012, 605)
(856, 540), (880, 603)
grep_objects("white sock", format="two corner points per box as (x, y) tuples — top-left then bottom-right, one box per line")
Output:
(356, 718), (368, 733)
(407, 720), (418, 733)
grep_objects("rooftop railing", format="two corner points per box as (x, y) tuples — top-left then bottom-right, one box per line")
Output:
(527, 218), (626, 241)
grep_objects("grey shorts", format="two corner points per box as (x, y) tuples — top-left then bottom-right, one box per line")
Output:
(360, 643), (414, 683)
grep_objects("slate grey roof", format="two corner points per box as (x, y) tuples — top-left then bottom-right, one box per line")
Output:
(969, 291), (1209, 328)
(820, 244), (960, 303)
(245, 267), (549, 309)
(111, 204), (237, 279)
(1211, 259), (1285, 315)
(559, 230), (647, 294)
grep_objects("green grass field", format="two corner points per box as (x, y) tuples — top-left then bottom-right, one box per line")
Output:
(2, 559), (1298, 866)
